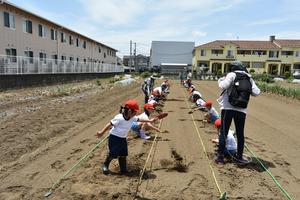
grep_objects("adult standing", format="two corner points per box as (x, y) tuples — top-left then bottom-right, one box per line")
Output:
(215, 61), (260, 164)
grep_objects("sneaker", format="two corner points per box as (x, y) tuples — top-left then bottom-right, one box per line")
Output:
(235, 157), (249, 165)
(140, 130), (151, 140)
(215, 155), (225, 165)
(102, 164), (109, 175)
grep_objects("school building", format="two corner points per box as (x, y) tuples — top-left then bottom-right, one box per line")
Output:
(0, 1), (122, 75)
(193, 36), (300, 76)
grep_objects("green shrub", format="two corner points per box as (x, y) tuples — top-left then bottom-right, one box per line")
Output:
(253, 74), (274, 83)
(257, 82), (300, 100)
(284, 71), (291, 79)
(140, 71), (151, 78)
(249, 69), (255, 74)
(96, 79), (101, 86)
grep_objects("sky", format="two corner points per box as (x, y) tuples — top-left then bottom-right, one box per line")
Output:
(8, 0), (300, 58)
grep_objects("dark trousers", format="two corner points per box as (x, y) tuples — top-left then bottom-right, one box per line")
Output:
(218, 109), (246, 159)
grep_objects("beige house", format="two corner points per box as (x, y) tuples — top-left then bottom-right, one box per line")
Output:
(0, 1), (120, 74)
(193, 36), (300, 76)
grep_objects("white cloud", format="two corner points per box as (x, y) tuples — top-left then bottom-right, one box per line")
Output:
(78, 0), (147, 26)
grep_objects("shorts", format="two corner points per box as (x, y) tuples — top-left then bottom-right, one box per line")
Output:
(131, 122), (141, 135)
(108, 134), (128, 158)
(210, 115), (219, 123)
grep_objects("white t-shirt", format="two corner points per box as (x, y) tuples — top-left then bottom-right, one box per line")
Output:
(209, 107), (219, 118)
(109, 114), (138, 138)
(153, 87), (162, 95)
(196, 98), (206, 107)
(137, 112), (149, 121)
(192, 91), (202, 98)
(226, 130), (237, 151)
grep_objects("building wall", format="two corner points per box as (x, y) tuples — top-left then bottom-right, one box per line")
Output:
(193, 43), (300, 75)
(0, 3), (117, 66)
(150, 41), (195, 68)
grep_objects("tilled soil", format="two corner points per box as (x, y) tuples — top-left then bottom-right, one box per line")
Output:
(0, 79), (299, 200)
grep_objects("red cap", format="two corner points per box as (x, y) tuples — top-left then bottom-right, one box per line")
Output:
(124, 99), (140, 112)
(205, 100), (212, 107)
(144, 103), (155, 110)
(214, 119), (221, 127)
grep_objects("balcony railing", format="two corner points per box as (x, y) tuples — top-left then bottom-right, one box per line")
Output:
(0, 55), (124, 75)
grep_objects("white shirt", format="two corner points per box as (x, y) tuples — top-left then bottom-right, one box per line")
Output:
(137, 112), (149, 121)
(192, 91), (202, 98)
(196, 98), (206, 108)
(209, 107), (219, 118)
(109, 114), (138, 138)
(153, 87), (162, 95)
(226, 130), (237, 151)
(217, 71), (260, 114)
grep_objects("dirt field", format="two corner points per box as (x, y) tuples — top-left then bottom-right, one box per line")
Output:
(0, 78), (299, 200)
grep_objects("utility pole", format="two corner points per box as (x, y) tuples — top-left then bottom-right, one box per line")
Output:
(134, 42), (137, 72)
(129, 40), (132, 73)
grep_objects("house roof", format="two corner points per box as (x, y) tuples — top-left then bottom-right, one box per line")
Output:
(273, 40), (300, 48)
(196, 40), (280, 50)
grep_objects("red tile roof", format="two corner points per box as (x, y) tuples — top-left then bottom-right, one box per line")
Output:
(197, 40), (280, 50)
(273, 40), (300, 48)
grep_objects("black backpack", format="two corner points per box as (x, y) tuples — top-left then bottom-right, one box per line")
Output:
(228, 72), (252, 108)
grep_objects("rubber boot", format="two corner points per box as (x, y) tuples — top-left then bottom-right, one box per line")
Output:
(118, 156), (128, 174)
(102, 156), (113, 175)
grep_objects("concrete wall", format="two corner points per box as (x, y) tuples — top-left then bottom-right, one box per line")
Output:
(0, 73), (123, 90)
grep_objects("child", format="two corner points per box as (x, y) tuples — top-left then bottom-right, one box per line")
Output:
(212, 119), (237, 161)
(203, 100), (220, 123)
(131, 103), (162, 140)
(191, 94), (206, 112)
(96, 99), (157, 175)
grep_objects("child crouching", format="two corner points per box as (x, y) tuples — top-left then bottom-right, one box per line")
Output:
(96, 99), (157, 175)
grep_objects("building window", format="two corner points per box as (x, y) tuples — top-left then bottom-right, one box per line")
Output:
(23, 20), (32, 34)
(237, 50), (251, 55)
(39, 52), (46, 64)
(252, 50), (267, 56)
(104, 53), (106, 58)
(281, 51), (294, 56)
(70, 57), (74, 62)
(227, 50), (233, 57)
(83, 58), (86, 64)
(76, 38), (80, 47)
(269, 51), (279, 58)
(51, 29), (57, 40)
(99, 47), (101, 53)
(61, 56), (66, 62)
(83, 41), (86, 49)
(296, 51), (299, 57)
(61, 32), (66, 43)
(76, 57), (79, 63)
(5, 48), (17, 62)
(51, 54), (58, 64)
(211, 49), (223, 55)
(252, 62), (265, 68)
(69, 35), (74, 45)
(38, 24), (46, 37)
(4, 12), (15, 29)
(200, 50), (206, 56)
(24, 51), (33, 64)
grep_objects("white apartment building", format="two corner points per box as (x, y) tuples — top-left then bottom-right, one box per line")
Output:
(0, 1), (121, 74)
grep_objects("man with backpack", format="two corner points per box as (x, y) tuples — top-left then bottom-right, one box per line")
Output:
(215, 61), (260, 165)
